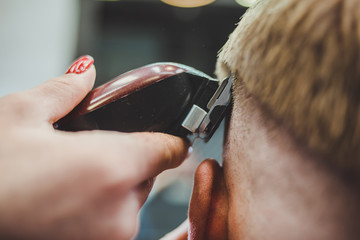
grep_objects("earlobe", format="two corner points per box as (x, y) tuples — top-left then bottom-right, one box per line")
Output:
(188, 159), (229, 240)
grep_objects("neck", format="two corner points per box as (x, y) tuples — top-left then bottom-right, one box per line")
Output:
(223, 93), (360, 240)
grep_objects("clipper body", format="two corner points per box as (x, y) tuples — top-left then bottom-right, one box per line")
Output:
(56, 63), (232, 142)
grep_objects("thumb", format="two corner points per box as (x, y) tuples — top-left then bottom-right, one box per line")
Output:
(31, 55), (95, 123)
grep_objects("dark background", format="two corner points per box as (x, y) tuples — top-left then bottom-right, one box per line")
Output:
(78, 0), (245, 86)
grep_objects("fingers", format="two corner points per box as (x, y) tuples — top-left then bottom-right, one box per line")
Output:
(63, 131), (189, 188)
(27, 56), (95, 123)
(121, 132), (190, 184)
(134, 177), (156, 206)
(52, 131), (188, 221)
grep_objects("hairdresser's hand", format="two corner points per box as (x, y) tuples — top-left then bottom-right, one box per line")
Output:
(0, 56), (188, 240)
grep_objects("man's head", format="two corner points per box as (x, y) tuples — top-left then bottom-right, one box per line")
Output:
(177, 0), (360, 239)
(216, 0), (360, 175)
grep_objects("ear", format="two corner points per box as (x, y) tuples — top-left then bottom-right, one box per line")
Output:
(188, 159), (229, 240)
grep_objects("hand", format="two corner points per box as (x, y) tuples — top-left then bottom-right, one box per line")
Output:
(0, 57), (189, 239)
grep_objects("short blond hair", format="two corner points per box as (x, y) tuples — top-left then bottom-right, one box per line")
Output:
(216, 0), (360, 174)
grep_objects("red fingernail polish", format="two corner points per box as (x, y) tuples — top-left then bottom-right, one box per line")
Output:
(66, 55), (94, 74)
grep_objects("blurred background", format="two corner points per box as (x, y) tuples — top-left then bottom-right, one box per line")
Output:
(0, 0), (247, 239)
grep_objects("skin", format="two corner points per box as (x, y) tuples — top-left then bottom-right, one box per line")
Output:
(163, 87), (360, 240)
(0, 65), (189, 239)
(1, 59), (359, 239)
(222, 92), (360, 240)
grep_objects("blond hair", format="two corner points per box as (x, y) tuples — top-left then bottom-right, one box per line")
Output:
(216, 0), (360, 173)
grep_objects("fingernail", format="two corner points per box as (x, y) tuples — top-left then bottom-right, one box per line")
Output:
(66, 55), (94, 74)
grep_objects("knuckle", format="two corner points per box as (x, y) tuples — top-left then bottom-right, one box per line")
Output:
(130, 132), (179, 170)
(156, 133), (181, 169)
(162, 140), (174, 168)
(48, 77), (79, 100)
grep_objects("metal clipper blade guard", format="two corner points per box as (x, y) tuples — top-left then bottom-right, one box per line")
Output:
(55, 62), (232, 142)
